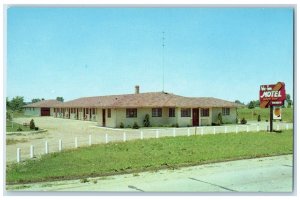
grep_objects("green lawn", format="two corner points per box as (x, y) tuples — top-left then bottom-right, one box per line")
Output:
(237, 107), (293, 123)
(6, 122), (31, 132)
(6, 130), (293, 184)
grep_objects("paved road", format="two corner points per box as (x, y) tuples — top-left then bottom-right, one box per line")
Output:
(7, 155), (293, 192)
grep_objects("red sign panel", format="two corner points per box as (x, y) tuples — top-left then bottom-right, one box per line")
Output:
(259, 82), (286, 108)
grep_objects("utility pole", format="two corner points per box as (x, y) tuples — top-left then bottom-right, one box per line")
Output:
(162, 31), (165, 92)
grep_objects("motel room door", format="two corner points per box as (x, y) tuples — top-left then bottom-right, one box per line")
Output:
(102, 109), (106, 127)
(192, 108), (199, 126)
(41, 107), (50, 116)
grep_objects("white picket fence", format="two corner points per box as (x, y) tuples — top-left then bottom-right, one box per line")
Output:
(15, 123), (292, 163)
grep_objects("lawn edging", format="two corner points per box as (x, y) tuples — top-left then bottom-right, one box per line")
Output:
(6, 129), (48, 135)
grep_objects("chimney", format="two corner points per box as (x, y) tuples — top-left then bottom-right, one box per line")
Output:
(135, 85), (140, 94)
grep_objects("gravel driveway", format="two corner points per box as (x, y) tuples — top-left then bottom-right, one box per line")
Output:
(6, 117), (293, 163)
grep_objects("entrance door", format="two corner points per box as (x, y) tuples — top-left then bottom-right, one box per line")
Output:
(102, 109), (106, 127)
(41, 107), (50, 116)
(192, 108), (199, 126)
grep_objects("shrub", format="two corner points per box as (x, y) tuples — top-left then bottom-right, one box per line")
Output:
(211, 122), (220, 126)
(257, 114), (261, 122)
(17, 127), (22, 132)
(172, 123), (179, 128)
(80, 178), (89, 183)
(236, 118), (239, 124)
(34, 127), (39, 131)
(127, 125), (131, 128)
(241, 118), (247, 124)
(120, 122), (124, 128)
(29, 119), (35, 130)
(143, 114), (150, 127)
(217, 113), (223, 125)
(132, 122), (139, 129)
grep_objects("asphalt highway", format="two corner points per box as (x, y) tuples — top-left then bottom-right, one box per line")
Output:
(6, 154), (293, 193)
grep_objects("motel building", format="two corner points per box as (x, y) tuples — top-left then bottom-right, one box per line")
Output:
(23, 86), (240, 128)
(23, 99), (63, 117)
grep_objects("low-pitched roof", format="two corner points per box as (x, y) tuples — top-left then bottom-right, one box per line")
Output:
(56, 92), (240, 108)
(23, 100), (63, 108)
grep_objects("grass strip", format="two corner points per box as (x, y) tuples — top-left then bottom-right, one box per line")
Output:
(6, 130), (293, 184)
(237, 107), (293, 123)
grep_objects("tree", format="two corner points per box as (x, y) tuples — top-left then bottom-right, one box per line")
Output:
(248, 101), (255, 109)
(234, 100), (244, 105)
(32, 98), (41, 103)
(217, 113), (223, 125)
(286, 94), (292, 108)
(56, 97), (64, 102)
(10, 96), (25, 111)
(6, 112), (12, 121)
(143, 114), (150, 127)
(6, 97), (10, 109)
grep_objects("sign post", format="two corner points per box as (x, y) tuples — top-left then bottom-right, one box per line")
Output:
(270, 106), (273, 132)
(259, 82), (286, 132)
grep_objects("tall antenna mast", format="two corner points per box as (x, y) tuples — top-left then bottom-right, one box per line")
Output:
(162, 31), (165, 92)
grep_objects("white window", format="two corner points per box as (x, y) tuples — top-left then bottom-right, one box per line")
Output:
(181, 108), (191, 117)
(152, 108), (162, 117)
(222, 108), (230, 116)
(201, 108), (209, 117)
(126, 108), (137, 118)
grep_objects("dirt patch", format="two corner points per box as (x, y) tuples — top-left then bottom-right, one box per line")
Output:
(6, 138), (28, 145)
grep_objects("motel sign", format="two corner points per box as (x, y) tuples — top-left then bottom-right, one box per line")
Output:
(259, 82), (286, 132)
(259, 82), (286, 108)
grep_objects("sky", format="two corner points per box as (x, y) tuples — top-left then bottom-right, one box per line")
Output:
(6, 7), (294, 103)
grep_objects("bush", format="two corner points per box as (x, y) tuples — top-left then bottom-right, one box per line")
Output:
(120, 122), (124, 128)
(80, 178), (89, 183)
(172, 123), (179, 128)
(34, 127), (39, 131)
(127, 125), (131, 128)
(257, 114), (261, 122)
(217, 113), (223, 125)
(211, 123), (220, 126)
(17, 127), (23, 132)
(241, 118), (247, 124)
(143, 114), (150, 127)
(29, 119), (35, 130)
(236, 118), (239, 124)
(132, 122), (139, 129)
